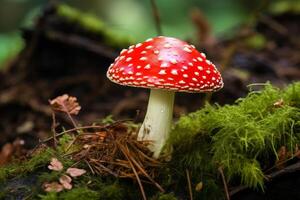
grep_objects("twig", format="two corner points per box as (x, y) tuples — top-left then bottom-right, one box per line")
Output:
(119, 143), (147, 200)
(124, 144), (165, 192)
(42, 119), (131, 143)
(218, 166), (230, 200)
(51, 112), (58, 148)
(42, 125), (105, 142)
(150, 0), (162, 35)
(186, 169), (193, 200)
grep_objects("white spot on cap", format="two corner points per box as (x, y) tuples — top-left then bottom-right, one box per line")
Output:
(161, 63), (168, 68)
(194, 72), (199, 76)
(128, 63), (133, 67)
(183, 46), (192, 53)
(183, 74), (188, 78)
(192, 78), (198, 82)
(164, 44), (171, 48)
(141, 51), (147, 54)
(135, 43), (142, 48)
(183, 66), (188, 70)
(170, 58), (177, 64)
(120, 67), (124, 71)
(212, 77), (216, 80)
(158, 70), (167, 75)
(144, 64), (151, 69)
(202, 75), (207, 79)
(206, 70), (211, 74)
(206, 60), (212, 65)
(167, 78), (174, 81)
(179, 80), (186, 84)
(140, 57), (147, 61)
(136, 72), (142, 76)
(119, 56), (125, 60)
(188, 62), (193, 66)
(201, 52), (206, 58)
(171, 69), (178, 75)
(146, 45), (153, 49)
(197, 66), (203, 70)
(128, 71), (133, 75)
(190, 45), (196, 49)
(120, 49), (127, 54)
(146, 38), (153, 42)
(126, 57), (132, 62)
(193, 58), (197, 62)
(128, 49), (134, 53)
(197, 57), (203, 62)
(154, 50), (160, 54)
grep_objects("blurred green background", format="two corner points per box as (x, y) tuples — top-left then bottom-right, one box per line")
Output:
(0, 0), (298, 68)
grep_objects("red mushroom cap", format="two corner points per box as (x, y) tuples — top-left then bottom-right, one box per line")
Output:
(107, 36), (223, 92)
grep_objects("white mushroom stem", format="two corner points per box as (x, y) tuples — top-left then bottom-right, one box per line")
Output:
(138, 89), (175, 158)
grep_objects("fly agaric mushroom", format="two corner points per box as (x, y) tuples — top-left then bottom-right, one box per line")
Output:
(107, 36), (223, 158)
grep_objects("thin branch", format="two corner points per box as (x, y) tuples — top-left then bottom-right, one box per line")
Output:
(51, 112), (58, 148)
(186, 169), (193, 200)
(218, 166), (230, 200)
(150, 0), (162, 35)
(119, 143), (147, 200)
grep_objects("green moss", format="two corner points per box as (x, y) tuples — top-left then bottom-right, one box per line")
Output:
(56, 4), (133, 48)
(167, 82), (300, 198)
(0, 148), (55, 182)
(156, 193), (178, 200)
(60, 188), (99, 200)
(98, 183), (125, 200)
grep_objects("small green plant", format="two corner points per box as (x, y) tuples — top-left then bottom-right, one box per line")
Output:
(167, 82), (300, 199)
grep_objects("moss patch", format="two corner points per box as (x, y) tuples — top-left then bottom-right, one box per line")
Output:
(167, 82), (300, 199)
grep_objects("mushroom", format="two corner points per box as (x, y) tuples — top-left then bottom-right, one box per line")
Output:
(107, 36), (223, 158)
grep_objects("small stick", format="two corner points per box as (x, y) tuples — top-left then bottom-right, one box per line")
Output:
(84, 159), (95, 174)
(51, 112), (58, 148)
(120, 144), (147, 200)
(218, 166), (230, 200)
(186, 169), (193, 200)
(125, 144), (165, 192)
(150, 0), (162, 35)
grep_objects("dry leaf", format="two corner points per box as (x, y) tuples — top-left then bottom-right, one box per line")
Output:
(50, 94), (81, 115)
(274, 99), (284, 107)
(59, 175), (72, 190)
(276, 146), (288, 169)
(43, 182), (64, 192)
(66, 167), (86, 177)
(195, 181), (204, 192)
(48, 158), (64, 171)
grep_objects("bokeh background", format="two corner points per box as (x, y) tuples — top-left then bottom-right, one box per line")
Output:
(1, 0), (298, 68)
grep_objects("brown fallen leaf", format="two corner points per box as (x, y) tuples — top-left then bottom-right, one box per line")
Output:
(59, 175), (72, 190)
(276, 146), (289, 169)
(43, 182), (64, 192)
(48, 158), (64, 171)
(49, 94), (81, 115)
(66, 167), (87, 177)
(195, 181), (204, 192)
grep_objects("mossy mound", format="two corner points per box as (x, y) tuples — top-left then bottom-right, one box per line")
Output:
(167, 82), (300, 199)
(0, 82), (299, 199)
